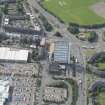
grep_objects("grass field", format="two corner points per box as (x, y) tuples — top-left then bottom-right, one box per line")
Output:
(42, 0), (105, 25)
(97, 63), (105, 70)
(96, 92), (105, 105)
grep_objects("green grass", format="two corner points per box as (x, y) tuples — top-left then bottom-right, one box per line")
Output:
(84, 49), (96, 57)
(85, 32), (91, 39)
(97, 63), (105, 70)
(42, 0), (105, 25)
(96, 92), (105, 105)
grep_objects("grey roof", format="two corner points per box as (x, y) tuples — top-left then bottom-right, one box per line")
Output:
(0, 0), (16, 3)
(53, 41), (71, 64)
(3, 25), (41, 35)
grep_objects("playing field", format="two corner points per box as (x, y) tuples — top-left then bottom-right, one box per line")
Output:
(42, 0), (105, 25)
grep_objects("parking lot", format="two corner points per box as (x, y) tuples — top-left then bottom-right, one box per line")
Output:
(11, 76), (36, 105)
(0, 63), (40, 76)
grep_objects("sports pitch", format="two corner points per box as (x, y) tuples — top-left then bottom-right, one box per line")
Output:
(42, 0), (105, 25)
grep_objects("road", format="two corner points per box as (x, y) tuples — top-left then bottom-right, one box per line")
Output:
(26, 0), (91, 105)
(25, 0), (86, 105)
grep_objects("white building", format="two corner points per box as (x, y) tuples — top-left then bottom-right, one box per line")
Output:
(0, 47), (29, 62)
(0, 80), (10, 105)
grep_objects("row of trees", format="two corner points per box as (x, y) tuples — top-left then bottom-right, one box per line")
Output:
(16, 0), (24, 14)
(38, 14), (53, 32)
(68, 22), (105, 30)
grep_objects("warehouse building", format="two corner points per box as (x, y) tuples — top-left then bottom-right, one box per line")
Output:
(0, 47), (29, 62)
(50, 41), (71, 64)
(0, 80), (10, 105)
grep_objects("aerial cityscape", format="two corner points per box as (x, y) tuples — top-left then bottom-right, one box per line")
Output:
(0, 0), (105, 105)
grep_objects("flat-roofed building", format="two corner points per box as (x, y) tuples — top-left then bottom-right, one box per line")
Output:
(0, 47), (29, 62)
(0, 80), (10, 105)
(44, 87), (67, 103)
(53, 41), (71, 64)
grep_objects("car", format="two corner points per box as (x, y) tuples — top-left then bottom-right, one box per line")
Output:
(78, 79), (82, 84)
(75, 58), (78, 63)
(82, 46), (88, 49)
(90, 46), (95, 49)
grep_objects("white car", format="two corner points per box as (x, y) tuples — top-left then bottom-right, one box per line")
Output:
(78, 79), (82, 84)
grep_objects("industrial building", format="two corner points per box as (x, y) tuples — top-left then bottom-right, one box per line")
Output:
(49, 41), (71, 64)
(0, 47), (29, 62)
(0, 80), (10, 105)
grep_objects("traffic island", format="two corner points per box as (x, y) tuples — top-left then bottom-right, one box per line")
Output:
(87, 52), (105, 77)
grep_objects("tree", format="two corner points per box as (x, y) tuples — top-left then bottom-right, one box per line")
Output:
(31, 48), (39, 61)
(54, 32), (63, 37)
(68, 25), (79, 34)
(39, 14), (53, 32)
(0, 33), (9, 42)
(2, 3), (8, 14)
(16, 0), (24, 13)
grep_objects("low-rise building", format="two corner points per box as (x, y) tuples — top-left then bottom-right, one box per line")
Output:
(0, 47), (29, 62)
(44, 87), (67, 103)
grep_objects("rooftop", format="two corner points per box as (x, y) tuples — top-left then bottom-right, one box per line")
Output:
(0, 47), (29, 62)
(0, 80), (10, 105)
(53, 41), (71, 64)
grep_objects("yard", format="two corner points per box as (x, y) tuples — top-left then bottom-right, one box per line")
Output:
(42, 0), (105, 25)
